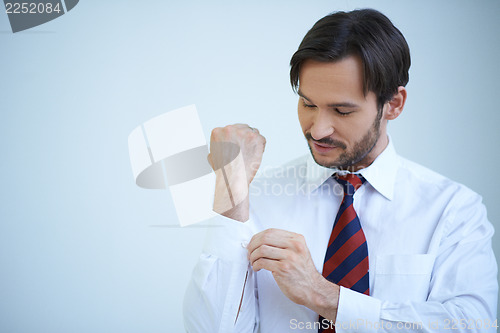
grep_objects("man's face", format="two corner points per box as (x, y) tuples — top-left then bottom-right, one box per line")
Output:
(297, 56), (386, 171)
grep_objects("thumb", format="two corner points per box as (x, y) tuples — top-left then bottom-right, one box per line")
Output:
(207, 153), (214, 170)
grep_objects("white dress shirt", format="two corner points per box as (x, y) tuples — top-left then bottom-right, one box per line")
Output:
(183, 139), (498, 332)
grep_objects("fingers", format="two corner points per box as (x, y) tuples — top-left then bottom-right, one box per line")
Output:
(248, 244), (287, 264)
(233, 123), (259, 134)
(233, 123), (257, 131)
(210, 124), (261, 140)
(247, 229), (308, 272)
(252, 257), (281, 272)
(210, 125), (265, 155)
(209, 124), (266, 185)
(247, 228), (298, 254)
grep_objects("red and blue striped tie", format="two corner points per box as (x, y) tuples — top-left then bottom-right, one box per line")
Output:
(319, 174), (369, 332)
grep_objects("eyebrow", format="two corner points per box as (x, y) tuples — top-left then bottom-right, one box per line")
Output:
(297, 89), (360, 109)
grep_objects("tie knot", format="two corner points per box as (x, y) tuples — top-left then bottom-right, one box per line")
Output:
(334, 173), (366, 196)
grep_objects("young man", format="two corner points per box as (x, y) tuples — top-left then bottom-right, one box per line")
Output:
(184, 9), (497, 333)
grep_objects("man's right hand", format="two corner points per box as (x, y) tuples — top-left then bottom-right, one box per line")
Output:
(208, 124), (266, 222)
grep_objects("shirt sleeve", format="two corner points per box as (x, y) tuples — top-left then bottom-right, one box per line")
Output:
(335, 192), (498, 332)
(183, 214), (259, 333)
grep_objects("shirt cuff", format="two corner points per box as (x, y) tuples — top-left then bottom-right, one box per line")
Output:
(202, 213), (255, 263)
(336, 287), (382, 332)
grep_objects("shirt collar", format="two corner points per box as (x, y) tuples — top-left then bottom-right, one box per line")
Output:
(304, 136), (398, 200)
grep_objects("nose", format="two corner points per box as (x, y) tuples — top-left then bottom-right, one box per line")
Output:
(309, 109), (334, 140)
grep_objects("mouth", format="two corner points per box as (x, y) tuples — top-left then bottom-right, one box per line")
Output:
(312, 141), (337, 153)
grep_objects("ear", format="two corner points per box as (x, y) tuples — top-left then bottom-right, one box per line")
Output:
(384, 86), (407, 120)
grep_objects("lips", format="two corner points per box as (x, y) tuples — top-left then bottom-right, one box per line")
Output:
(314, 142), (335, 148)
(312, 142), (337, 153)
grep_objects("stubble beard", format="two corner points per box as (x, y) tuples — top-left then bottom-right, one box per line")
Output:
(308, 108), (383, 171)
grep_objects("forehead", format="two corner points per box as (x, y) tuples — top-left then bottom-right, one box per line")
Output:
(298, 56), (366, 103)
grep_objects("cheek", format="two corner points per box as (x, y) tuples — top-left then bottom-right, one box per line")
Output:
(341, 117), (373, 142)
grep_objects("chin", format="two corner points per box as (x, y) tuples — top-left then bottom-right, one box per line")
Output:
(310, 151), (339, 169)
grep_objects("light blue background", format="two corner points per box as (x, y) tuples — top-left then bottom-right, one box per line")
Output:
(1, 0), (499, 332)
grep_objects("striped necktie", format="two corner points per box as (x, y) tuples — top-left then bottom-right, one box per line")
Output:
(319, 174), (369, 332)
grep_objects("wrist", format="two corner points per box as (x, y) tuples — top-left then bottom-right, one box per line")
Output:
(308, 274), (340, 323)
(213, 175), (249, 222)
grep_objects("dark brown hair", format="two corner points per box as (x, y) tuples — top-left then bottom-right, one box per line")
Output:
(290, 9), (410, 110)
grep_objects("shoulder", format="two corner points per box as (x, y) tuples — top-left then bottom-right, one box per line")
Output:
(398, 156), (469, 191)
(397, 156), (486, 219)
(398, 157), (455, 188)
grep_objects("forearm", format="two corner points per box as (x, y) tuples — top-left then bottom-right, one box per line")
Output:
(213, 163), (250, 222)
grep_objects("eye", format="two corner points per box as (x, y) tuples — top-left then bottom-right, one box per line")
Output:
(301, 99), (316, 108)
(335, 108), (353, 116)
